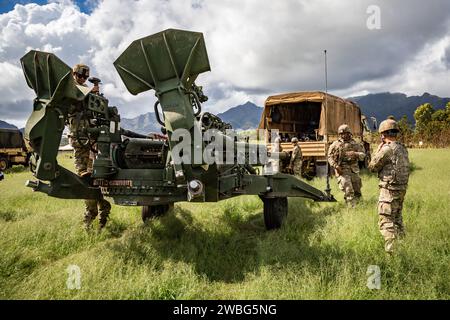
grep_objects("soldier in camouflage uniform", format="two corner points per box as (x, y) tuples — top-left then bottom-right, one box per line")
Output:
(68, 64), (111, 231)
(328, 124), (366, 207)
(288, 137), (302, 177)
(368, 119), (410, 253)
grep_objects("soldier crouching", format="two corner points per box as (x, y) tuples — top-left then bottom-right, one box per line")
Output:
(368, 119), (410, 253)
(327, 124), (366, 208)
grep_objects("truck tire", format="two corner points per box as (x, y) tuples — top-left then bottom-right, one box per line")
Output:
(0, 158), (9, 171)
(261, 197), (288, 230)
(141, 204), (173, 222)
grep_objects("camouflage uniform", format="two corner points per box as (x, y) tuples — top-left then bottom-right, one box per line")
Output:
(68, 66), (111, 230)
(369, 141), (409, 252)
(328, 136), (366, 207)
(290, 140), (303, 177)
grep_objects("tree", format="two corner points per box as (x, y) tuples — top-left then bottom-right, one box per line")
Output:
(431, 109), (447, 122)
(397, 115), (413, 144)
(446, 102), (450, 122)
(413, 103), (450, 147)
(414, 103), (434, 135)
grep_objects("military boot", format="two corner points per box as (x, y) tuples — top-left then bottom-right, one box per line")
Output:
(345, 198), (356, 209)
(84, 200), (98, 232)
(384, 238), (395, 254)
(98, 199), (111, 230)
(83, 215), (94, 231)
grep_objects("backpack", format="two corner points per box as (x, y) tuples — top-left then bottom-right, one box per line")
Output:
(389, 142), (410, 185)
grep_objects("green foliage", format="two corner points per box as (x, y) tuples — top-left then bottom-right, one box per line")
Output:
(414, 103), (434, 135)
(413, 103), (450, 146)
(397, 115), (414, 145)
(0, 150), (449, 299)
(432, 109), (447, 122)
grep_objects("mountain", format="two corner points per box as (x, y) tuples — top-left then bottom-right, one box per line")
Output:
(4, 92), (444, 135)
(0, 120), (18, 130)
(120, 101), (264, 134)
(349, 92), (450, 123)
(216, 101), (263, 130)
(120, 112), (160, 135)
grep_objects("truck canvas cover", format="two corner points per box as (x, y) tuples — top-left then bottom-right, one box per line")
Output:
(0, 129), (25, 149)
(258, 91), (362, 137)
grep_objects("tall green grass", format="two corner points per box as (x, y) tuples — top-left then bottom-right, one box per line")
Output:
(0, 150), (449, 299)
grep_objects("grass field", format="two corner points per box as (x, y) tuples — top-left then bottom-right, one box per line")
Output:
(0, 149), (449, 299)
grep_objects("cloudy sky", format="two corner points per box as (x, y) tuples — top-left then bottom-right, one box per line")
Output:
(1, 0), (450, 128)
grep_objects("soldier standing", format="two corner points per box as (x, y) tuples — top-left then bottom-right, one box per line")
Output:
(68, 64), (111, 231)
(368, 119), (410, 253)
(327, 124), (366, 207)
(288, 137), (302, 177)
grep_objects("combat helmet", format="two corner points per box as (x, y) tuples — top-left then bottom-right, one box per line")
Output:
(72, 63), (90, 78)
(378, 119), (399, 133)
(291, 137), (299, 143)
(338, 124), (352, 134)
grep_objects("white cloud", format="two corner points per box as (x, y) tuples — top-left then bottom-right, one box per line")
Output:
(335, 36), (450, 98)
(1, 0), (450, 128)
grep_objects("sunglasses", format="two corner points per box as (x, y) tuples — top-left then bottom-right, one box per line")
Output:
(76, 73), (89, 79)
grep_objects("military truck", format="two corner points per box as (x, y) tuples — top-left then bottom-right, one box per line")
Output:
(258, 91), (370, 178)
(0, 128), (29, 170)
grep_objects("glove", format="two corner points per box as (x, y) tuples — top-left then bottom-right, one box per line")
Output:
(345, 151), (357, 159)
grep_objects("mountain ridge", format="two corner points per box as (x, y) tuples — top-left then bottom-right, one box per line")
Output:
(2, 92), (449, 133)
(349, 92), (450, 123)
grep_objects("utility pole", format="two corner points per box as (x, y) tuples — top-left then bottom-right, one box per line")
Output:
(324, 49), (331, 197)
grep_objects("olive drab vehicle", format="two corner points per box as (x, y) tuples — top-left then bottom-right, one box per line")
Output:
(0, 128), (30, 170)
(21, 29), (335, 230)
(258, 92), (371, 179)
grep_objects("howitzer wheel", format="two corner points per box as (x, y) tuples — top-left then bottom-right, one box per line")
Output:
(141, 204), (173, 222)
(261, 197), (288, 230)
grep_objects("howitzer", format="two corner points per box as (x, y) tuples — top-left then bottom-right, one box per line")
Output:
(21, 29), (334, 230)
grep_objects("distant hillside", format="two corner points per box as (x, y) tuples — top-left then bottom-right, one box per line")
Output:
(349, 92), (450, 123)
(121, 101), (264, 134)
(7, 92), (445, 135)
(216, 101), (263, 130)
(0, 120), (18, 130)
(121, 112), (160, 135)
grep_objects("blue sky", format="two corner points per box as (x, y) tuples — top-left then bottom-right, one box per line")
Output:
(0, 0), (96, 14)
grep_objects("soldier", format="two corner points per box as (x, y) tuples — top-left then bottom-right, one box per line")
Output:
(368, 119), (410, 253)
(328, 124), (366, 207)
(68, 64), (111, 231)
(288, 137), (302, 177)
